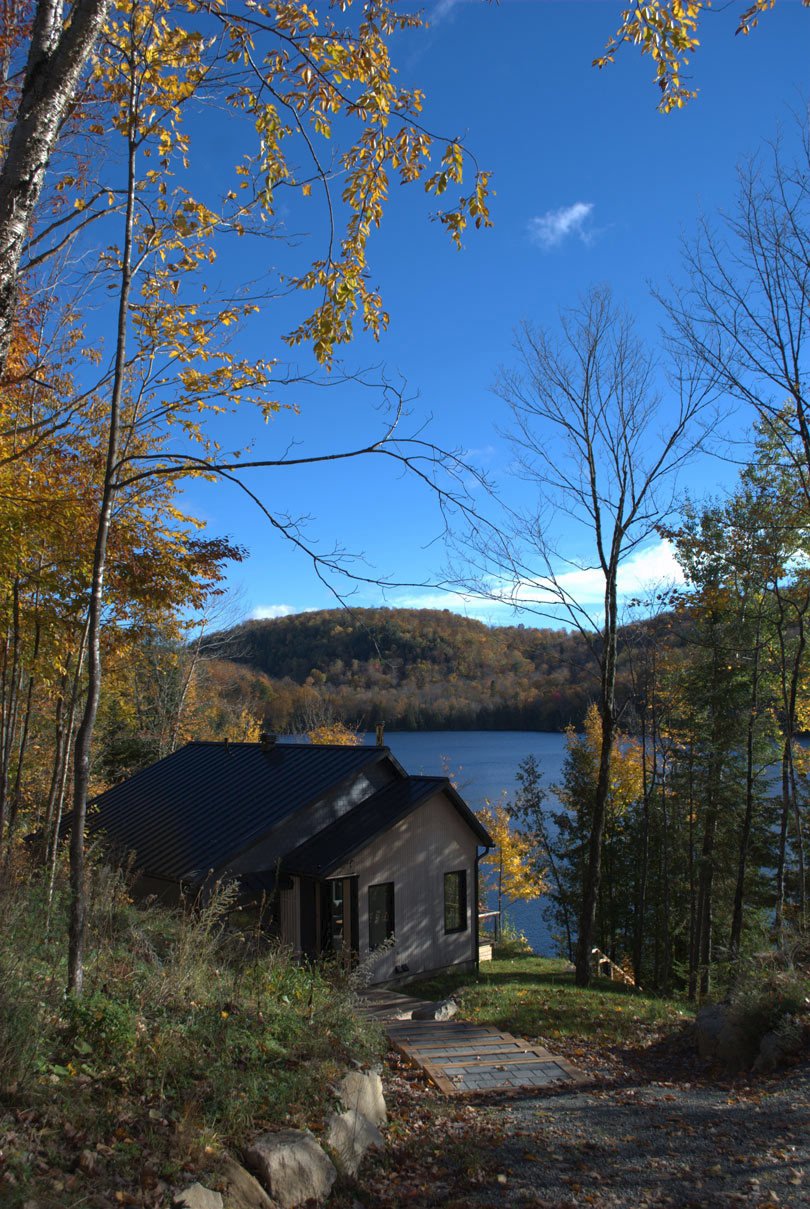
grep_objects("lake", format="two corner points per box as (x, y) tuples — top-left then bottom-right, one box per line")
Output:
(361, 730), (569, 956)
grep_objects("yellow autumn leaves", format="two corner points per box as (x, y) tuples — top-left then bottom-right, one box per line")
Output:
(478, 703), (644, 912)
(595, 1), (808, 114)
(478, 798), (547, 905)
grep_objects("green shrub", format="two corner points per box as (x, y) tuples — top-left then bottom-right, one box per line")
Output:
(729, 969), (809, 1041)
(493, 915), (534, 959)
(0, 854), (385, 1209)
(716, 938), (810, 1069)
(64, 991), (139, 1063)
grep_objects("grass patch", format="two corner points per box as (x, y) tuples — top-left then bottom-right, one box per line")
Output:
(406, 954), (693, 1056)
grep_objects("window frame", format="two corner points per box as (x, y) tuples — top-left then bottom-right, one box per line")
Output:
(444, 869), (468, 934)
(368, 881), (395, 950)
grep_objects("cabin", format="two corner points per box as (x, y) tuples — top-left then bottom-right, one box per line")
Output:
(86, 735), (493, 984)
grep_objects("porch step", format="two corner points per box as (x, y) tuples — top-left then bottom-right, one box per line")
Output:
(357, 988), (427, 1021)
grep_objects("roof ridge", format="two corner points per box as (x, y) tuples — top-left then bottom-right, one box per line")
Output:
(184, 739), (389, 752)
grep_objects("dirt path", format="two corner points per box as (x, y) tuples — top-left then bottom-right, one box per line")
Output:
(345, 1056), (810, 1209)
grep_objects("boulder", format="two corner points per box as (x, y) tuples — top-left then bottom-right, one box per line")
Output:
(245, 1130), (336, 1209)
(326, 1109), (384, 1178)
(411, 998), (458, 1022)
(716, 1017), (757, 1074)
(220, 1157), (279, 1209)
(754, 1019), (806, 1074)
(695, 1003), (728, 1061)
(695, 1003), (757, 1073)
(174, 1184), (224, 1209)
(335, 1069), (387, 1127)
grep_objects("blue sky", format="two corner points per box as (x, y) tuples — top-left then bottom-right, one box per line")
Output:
(175, 0), (810, 629)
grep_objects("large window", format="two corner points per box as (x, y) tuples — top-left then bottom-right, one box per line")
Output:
(368, 882), (395, 950)
(444, 870), (468, 934)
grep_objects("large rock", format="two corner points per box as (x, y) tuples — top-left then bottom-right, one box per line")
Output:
(695, 1003), (758, 1073)
(220, 1157), (279, 1209)
(245, 1130), (336, 1208)
(695, 1003), (728, 1061)
(174, 1184), (224, 1209)
(716, 1018), (757, 1074)
(335, 1069), (387, 1127)
(411, 998), (458, 1022)
(326, 1108), (384, 1177)
(754, 1019), (807, 1074)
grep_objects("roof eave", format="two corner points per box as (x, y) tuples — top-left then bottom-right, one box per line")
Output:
(209, 745), (398, 880)
(282, 776), (492, 878)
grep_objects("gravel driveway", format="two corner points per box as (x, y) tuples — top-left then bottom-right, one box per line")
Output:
(464, 1065), (810, 1208)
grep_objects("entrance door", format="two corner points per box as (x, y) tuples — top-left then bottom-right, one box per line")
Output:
(322, 876), (359, 960)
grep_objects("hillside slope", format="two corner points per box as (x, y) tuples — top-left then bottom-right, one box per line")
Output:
(206, 607), (608, 732)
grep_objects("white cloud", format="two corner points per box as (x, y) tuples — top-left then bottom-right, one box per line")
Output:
(252, 543), (683, 630)
(251, 603), (316, 620)
(508, 539), (684, 610)
(528, 201), (594, 250)
(430, 0), (465, 25)
(384, 587), (514, 625)
(388, 540), (683, 624)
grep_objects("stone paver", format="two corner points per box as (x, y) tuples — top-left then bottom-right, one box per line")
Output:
(359, 989), (586, 1096)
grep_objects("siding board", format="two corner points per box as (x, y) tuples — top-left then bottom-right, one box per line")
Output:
(279, 880), (300, 952)
(331, 791), (478, 982)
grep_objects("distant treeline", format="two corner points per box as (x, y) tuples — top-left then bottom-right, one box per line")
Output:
(203, 607), (671, 733)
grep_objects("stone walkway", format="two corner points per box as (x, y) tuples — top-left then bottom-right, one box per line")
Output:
(360, 988), (586, 1096)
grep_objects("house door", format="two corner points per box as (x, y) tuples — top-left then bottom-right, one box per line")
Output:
(322, 876), (359, 958)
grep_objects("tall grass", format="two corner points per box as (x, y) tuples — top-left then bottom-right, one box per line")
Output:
(0, 853), (383, 1206)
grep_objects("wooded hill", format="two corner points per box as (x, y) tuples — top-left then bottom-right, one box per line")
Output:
(206, 607), (653, 732)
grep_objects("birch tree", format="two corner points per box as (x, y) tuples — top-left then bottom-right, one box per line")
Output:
(0, 0), (497, 992)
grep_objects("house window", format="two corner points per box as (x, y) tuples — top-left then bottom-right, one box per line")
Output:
(368, 882), (395, 949)
(444, 870), (467, 934)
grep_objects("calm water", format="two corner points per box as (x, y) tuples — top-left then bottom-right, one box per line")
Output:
(362, 730), (569, 956)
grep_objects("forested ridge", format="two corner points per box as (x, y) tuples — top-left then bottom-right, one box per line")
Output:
(206, 607), (662, 733)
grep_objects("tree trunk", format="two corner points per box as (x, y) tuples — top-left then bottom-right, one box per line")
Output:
(45, 633), (86, 933)
(633, 710), (654, 988)
(575, 564), (618, 987)
(0, 0), (109, 371)
(775, 739), (791, 945)
(687, 739), (698, 1001)
(729, 612), (762, 961)
(67, 121), (135, 996)
(792, 791), (807, 929)
(0, 579), (22, 858)
(774, 585), (807, 943)
(696, 750), (720, 1000)
(660, 768), (672, 992)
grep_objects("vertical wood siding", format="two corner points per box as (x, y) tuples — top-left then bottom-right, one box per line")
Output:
(279, 880), (300, 952)
(331, 792), (478, 982)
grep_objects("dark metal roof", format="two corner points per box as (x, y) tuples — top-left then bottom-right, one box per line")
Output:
(86, 741), (389, 883)
(282, 775), (492, 877)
